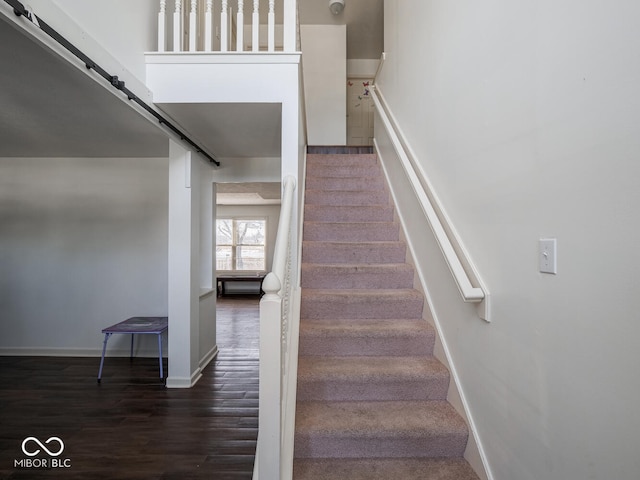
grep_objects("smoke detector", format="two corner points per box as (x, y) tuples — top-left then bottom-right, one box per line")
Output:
(329, 0), (344, 15)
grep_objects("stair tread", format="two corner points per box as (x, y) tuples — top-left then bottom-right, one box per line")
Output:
(298, 318), (436, 357)
(302, 288), (423, 298)
(295, 400), (468, 437)
(302, 263), (413, 270)
(299, 318), (434, 335)
(293, 458), (480, 480)
(298, 356), (449, 380)
(301, 263), (415, 289)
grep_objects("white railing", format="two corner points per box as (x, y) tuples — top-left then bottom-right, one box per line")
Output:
(255, 175), (298, 479)
(157, 0), (296, 53)
(370, 75), (490, 321)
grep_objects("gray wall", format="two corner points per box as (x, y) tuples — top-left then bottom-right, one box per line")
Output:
(0, 157), (169, 356)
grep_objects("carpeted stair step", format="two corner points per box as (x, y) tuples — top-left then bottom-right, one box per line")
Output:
(307, 153), (378, 167)
(303, 221), (400, 242)
(304, 205), (394, 222)
(294, 400), (469, 459)
(298, 318), (435, 357)
(297, 356), (450, 402)
(301, 263), (415, 289)
(292, 458), (480, 480)
(300, 289), (424, 320)
(306, 175), (385, 191)
(301, 241), (406, 264)
(305, 189), (390, 206)
(306, 163), (383, 178)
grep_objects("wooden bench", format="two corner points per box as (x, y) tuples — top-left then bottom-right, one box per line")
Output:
(217, 274), (266, 297)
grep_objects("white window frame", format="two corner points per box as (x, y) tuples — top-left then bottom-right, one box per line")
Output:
(216, 217), (267, 273)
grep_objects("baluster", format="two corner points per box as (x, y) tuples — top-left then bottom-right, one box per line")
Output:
(252, 0), (259, 52)
(236, 0), (244, 52)
(221, 0), (228, 51)
(268, 0), (275, 52)
(283, 0), (294, 52)
(173, 0), (182, 51)
(189, 0), (197, 51)
(204, 0), (213, 51)
(158, 0), (166, 52)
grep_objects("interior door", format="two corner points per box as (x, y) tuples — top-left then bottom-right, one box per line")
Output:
(347, 79), (374, 146)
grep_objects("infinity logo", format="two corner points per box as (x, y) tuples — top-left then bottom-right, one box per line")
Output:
(21, 437), (64, 457)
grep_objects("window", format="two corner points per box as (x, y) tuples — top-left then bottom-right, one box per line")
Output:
(216, 218), (266, 272)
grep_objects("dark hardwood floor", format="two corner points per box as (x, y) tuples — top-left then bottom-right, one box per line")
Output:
(0, 295), (260, 479)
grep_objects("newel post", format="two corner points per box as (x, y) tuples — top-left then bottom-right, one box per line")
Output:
(258, 272), (282, 479)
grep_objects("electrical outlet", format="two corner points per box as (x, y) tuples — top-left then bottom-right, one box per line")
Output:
(539, 238), (557, 274)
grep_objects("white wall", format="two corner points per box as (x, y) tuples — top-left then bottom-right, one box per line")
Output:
(378, 1), (640, 479)
(300, 25), (346, 145)
(51, 0), (157, 83)
(0, 157), (169, 356)
(23, 0), (155, 104)
(347, 59), (379, 78)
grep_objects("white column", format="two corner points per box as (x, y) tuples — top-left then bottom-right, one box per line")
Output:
(204, 0), (213, 51)
(189, 0), (197, 51)
(268, 0), (275, 52)
(158, 0), (166, 52)
(237, 0), (244, 52)
(167, 140), (202, 388)
(252, 0), (260, 52)
(173, 0), (182, 51)
(221, 0), (228, 51)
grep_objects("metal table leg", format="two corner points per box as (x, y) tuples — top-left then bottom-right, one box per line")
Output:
(97, 332), (112, 383)
(158, 333), (164, 379)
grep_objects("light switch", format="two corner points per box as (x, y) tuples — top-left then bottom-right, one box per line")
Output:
(539, 238), (557, 274)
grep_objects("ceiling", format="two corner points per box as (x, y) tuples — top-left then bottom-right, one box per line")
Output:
(0, 0), (383, 162)
(217, 182), (281, 205)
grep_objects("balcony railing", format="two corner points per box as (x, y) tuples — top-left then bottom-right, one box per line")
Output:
(157, 0), (298, 53)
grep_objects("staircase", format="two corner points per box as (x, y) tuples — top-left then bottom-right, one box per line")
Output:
(292, 152), (480, 479)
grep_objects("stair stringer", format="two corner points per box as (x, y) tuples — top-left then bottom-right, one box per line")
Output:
(376, 145), (492, 480)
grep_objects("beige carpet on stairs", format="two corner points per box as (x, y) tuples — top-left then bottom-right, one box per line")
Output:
(293, 151), (480, 480)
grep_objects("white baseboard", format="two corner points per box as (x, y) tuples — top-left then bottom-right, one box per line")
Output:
(199, 345), (219, 370)
(0, 347), (166, 358)
(166, 368), (203, 389)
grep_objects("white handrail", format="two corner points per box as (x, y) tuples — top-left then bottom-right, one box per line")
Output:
(370, 86), (490, 321)
(256, 175), (297, 480)
(270, 175), (296, 289)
